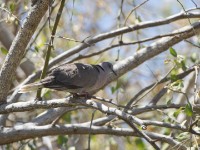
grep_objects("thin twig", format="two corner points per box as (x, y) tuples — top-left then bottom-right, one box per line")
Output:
(126, 66), (194, 108)
(188, 119), (200, 136)
(90, 95), (126, 109)
(36, 0), (66, 99)
(124, 0), (149, 26)
(184, 39), (200, 49)
(190, 0), (198, 8)
(118, 0), (124, 43)
(148, 87), (168, 105)
(87, 110), (96, 150)
(0, 6), (21, 23)
(130, 66), (175, 106)
(177, 0), (199, 44)
(27, 2), (59, 51)
(52, 35), (92, 46)
(166, 87), (191, 106)
(193, 65), (199, 103)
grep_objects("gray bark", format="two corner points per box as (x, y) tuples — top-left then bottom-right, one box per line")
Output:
(0, 0), (53, 103)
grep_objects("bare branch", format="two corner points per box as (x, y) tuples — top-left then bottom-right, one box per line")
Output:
(0, 124), (187, 149)
(1, 97), (199, 116)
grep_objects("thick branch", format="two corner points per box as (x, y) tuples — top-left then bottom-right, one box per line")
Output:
(0, 124), (186, 149)
(1, 98), (199, 115)
(0, 97), (144, 126)
(0, 0), (53, 103)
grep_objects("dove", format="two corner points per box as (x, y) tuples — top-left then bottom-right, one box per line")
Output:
(19, 62), (116, 95)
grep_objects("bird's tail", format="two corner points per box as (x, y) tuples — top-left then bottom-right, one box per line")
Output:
(19, 82), (44, 93)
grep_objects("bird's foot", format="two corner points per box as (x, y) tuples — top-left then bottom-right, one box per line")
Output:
(34, 96), (43, 101)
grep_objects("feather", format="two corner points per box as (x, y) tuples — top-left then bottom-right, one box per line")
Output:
(19, 82), (43, 93)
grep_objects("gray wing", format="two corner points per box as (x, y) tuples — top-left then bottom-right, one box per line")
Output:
(42, 63), (99, 90)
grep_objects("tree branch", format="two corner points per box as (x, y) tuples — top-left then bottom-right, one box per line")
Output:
(0, 0), (53, 103)
(0, 124), (187, 149)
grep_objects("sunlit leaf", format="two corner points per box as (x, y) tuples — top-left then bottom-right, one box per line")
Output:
(169, 79), (184, 91)
(0, 47), (8, 55)
(169, 47), (177, 57)
(177, 132), (189, 140)
(41, 88), (51, 99)
(180, 120), (187, 127)
(173, 107), (183, 118)
(190, 53), (198, 63)
(184, 104), (193, 117)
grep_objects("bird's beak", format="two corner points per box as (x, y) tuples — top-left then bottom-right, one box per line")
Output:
(112, 69), (117, 76)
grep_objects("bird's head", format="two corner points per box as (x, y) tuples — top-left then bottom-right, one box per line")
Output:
(100, 62), (117, 76)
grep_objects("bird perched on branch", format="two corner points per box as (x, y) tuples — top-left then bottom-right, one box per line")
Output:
(19, 62), (116, 95)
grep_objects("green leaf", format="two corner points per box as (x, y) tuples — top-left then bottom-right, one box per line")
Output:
(27, 143), (36, 150)
(166, 98), (172, 106)
(62, 113), (71, 123)
(34, 46), (39, 53)
(111, 86), (115, 94)
(169, 47), (177, 57)
(170, 74), (178, 82)
(9, 3), (16, 13)
(169, 80), (184, 91)
(111, 82), (121, 94)
(170, 69), (179, 82)
(0, 47), (8, 55)
(176, 132), (189, 140)
(181, 60), (187, 71)
(41, 88), (51, 99)
(5, 144), (11, 150)
(184, 104), (193, 117)
(173, 107), (183, 118)
(135, 138), (146, 150)
(137, 16), (142, 22)
(57, 135), (68, 146)
(190, 53), (198, 63)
